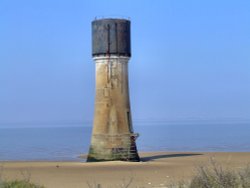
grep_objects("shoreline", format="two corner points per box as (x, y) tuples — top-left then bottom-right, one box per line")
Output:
(1, 152), (250, 188)
(2, 150), (250, 162)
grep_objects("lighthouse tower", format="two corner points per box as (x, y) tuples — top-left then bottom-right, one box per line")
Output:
(87, 18), (140, 162)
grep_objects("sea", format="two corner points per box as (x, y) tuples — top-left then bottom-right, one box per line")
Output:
(0, 122), (250, 161)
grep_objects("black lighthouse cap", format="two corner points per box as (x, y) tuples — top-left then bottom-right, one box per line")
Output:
(92, 18), (131, 57)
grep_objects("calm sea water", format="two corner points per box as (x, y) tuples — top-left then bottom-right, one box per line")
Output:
(0, 123), (250, 161)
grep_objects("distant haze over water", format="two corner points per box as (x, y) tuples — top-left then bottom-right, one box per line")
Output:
(0, 122), (250, 161)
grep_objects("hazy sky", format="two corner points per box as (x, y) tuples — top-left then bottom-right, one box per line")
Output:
(0, 0), (249, 127)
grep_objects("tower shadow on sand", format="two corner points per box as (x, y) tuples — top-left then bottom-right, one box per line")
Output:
(141, 153), (203, 162)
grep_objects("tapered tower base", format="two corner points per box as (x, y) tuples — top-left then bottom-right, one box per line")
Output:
(87, 133), (140, 162)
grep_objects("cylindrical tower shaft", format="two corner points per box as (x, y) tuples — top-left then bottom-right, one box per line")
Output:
(87, 18), (140, 162)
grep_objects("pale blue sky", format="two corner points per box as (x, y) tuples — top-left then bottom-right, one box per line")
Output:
(0, 0), (249, 127)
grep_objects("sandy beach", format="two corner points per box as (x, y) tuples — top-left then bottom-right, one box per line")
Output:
(1, 152), (250, 188)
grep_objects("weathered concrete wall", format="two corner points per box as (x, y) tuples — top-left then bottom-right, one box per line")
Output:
(87, 55), (140, 162)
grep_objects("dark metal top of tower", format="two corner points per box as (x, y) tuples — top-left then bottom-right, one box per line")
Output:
(92, 18), (131, 57)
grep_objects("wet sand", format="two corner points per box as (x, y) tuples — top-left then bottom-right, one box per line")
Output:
(1, 152), (250, 188)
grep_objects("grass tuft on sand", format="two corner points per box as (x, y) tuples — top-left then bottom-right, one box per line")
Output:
(0, 180), (44, 188)
(169, 159), (250, 188)
(0, 175), (44, 188)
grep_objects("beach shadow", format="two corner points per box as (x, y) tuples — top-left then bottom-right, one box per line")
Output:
(141, 153), (203, 162)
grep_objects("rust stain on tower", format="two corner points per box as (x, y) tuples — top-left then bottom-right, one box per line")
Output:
(87, 18), (140, 162)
